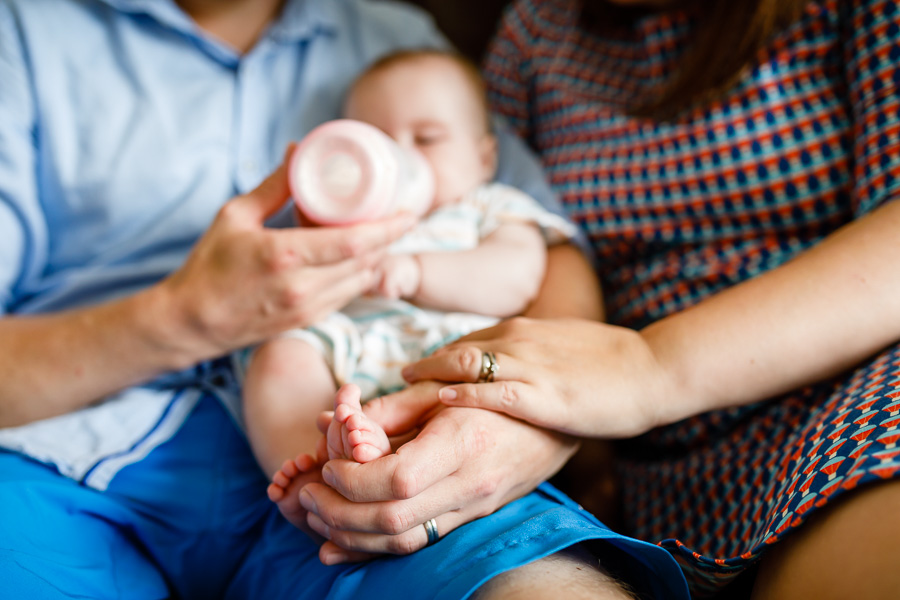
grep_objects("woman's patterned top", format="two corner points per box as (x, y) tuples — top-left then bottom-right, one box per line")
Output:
(485, 0), (899, 331)
(483, 0), (900, 595)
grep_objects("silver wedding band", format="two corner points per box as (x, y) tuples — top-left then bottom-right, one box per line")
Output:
(423, 518), (440, 546)
(477, 351), (498, 383)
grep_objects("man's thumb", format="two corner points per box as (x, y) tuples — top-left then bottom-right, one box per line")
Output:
(233, 142), (297, 221)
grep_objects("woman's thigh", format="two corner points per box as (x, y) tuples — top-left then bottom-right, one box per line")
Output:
(753, 478), (900, 600)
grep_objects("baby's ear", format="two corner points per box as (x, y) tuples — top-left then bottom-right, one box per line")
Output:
(479, 133), (499, 180)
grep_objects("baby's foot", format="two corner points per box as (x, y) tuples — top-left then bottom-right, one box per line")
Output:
(267, 453), (320, 530)
(327, 384), (392, 463)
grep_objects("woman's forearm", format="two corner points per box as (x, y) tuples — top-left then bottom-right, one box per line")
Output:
(0, 284), (195, 428)
(524, 244), (604, 321)
(644, 200), (900, 426)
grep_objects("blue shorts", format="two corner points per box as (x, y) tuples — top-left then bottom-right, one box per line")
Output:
(0, 395), (688, 599)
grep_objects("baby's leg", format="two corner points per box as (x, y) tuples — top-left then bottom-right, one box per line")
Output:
(242, 337), (335, 528)
(326, 384), (392, 463)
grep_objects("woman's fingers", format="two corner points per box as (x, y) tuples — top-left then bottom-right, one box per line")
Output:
(437, 380), (561, 430)
(403, 345), (532, 387)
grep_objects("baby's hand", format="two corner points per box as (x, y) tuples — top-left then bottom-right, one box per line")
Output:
(375, 254), (421, 300)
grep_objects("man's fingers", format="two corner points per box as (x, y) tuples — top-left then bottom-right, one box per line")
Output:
(313, 413), (467, 504)
(270, 258), (377, 329)
(309, 508), (466, 558)
(317, 540), (380, 565)
(230, 144), (296, 221)
(279, 214), (416, 266)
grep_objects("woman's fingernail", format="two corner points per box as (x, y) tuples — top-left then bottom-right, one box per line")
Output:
(439, 387), (457, 402)
(401, 365), (414, 379)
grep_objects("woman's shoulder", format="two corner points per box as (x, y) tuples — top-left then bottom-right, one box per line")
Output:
(500, 0), (579, 30)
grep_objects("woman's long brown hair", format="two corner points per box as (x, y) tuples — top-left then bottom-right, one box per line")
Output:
(581, 0), (808, 118)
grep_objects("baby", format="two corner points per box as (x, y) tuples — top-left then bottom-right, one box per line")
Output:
(236, 49), (576, 530)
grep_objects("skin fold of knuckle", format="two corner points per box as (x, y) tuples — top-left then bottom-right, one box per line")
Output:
(498, 382), (519, 411)
(458, 348), (478, 375)
(385, 532), (419, 556)
(262, 239), (293, 274)
(390, 461), (423, 500)
(339, 237), (363, 260)
(472, 474), (499, 501)
(320, 505), (345, 531)
(380, 504), (415, 535)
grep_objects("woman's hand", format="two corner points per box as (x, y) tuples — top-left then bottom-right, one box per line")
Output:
(402, 317), (674, 439)
(298, 381), (579, 564)
(156, 145), (416, 366)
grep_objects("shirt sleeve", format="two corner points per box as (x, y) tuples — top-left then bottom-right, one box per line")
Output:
(0, 3), (45, 315)
(843, 0), (900, 216)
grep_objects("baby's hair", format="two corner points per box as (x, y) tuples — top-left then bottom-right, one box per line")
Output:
(349, 48), (493, 135)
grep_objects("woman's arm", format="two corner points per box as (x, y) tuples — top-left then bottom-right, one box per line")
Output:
(407, 198), (900, 437)
(0, 156), (413, 428)
(645, 197), (900, 426)
(524, 243), (604, 321)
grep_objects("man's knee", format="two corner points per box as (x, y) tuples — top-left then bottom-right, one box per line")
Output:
(472, 543), (638, 600)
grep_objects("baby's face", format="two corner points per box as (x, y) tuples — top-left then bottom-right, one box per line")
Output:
(345, 56), (496, 210)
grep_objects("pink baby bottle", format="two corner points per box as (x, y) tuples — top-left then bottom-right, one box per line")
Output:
(289, 119), (435, 225)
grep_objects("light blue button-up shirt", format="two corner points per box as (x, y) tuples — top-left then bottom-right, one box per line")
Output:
(0, 0), (569, 489)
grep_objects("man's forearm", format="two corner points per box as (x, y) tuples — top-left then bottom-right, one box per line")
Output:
(0, 284), (195, 428)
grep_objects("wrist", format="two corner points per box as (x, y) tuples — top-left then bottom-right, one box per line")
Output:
(639, 319), (699, 429)
(134, 280), (211, 371)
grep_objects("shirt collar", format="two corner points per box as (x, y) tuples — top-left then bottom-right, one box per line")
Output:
(95, 0), (339, 44)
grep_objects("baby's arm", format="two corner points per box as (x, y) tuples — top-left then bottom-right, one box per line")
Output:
(379, 222), (546, 317)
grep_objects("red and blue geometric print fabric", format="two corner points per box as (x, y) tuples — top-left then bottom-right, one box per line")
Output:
(484, 0), (900, 595)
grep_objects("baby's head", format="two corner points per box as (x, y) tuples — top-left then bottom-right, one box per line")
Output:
(344, 49), (497, 210)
